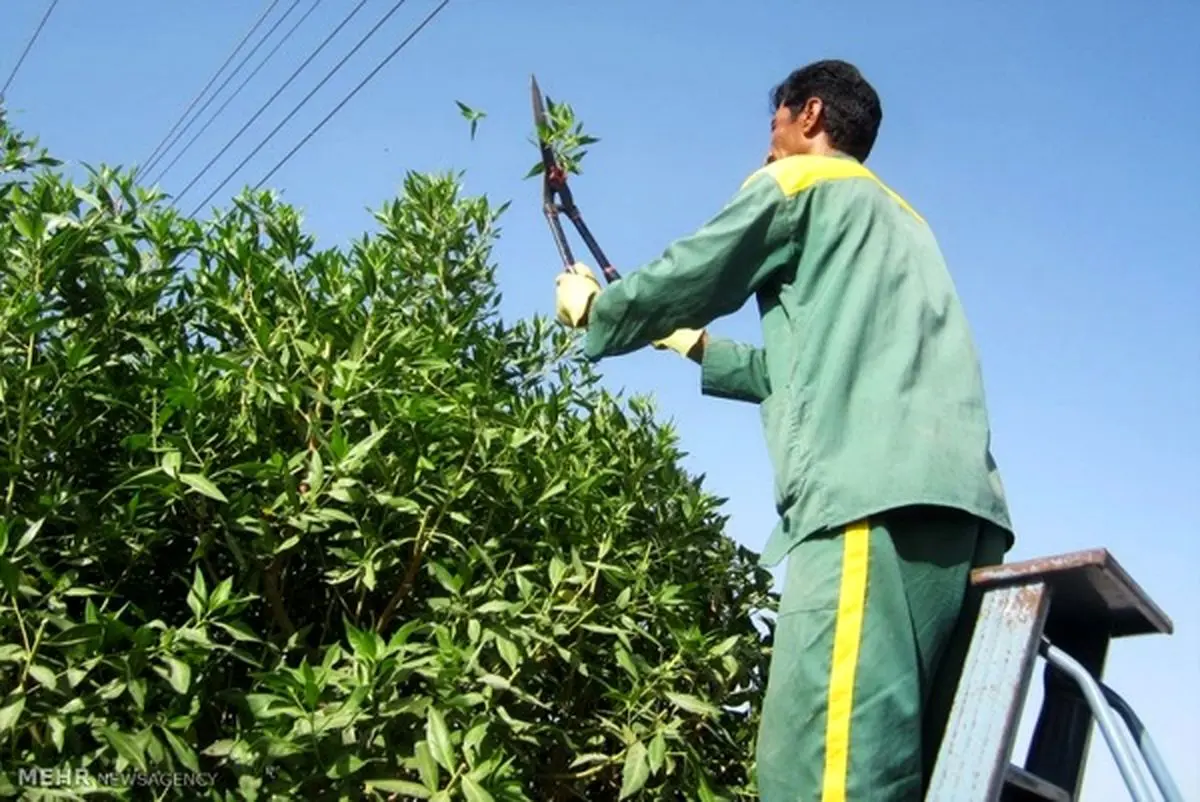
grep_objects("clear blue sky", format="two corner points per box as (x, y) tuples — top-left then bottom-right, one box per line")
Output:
(4, 1), (1197, 797)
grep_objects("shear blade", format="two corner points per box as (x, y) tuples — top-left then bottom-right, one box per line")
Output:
(531, 74), (548, 126)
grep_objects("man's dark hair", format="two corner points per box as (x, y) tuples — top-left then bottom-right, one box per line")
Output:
(772, 60), (882, 162)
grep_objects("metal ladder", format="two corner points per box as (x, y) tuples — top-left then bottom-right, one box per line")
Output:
(926, 548), (1185, 801)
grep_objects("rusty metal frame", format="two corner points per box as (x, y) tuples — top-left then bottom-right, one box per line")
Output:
(927, 548), (1180, 801)
(926, 581), (1051, 800)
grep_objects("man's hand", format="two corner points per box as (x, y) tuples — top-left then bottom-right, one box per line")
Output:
(555, 263), (601, 328)
(654, 328), (707, 363)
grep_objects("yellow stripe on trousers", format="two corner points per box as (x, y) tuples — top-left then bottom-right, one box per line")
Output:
(821, 520), (871, 802)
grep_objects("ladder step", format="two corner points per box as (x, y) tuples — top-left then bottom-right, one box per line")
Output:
(969, 549), (1173, 641)
(1003, 765), (1071, 802)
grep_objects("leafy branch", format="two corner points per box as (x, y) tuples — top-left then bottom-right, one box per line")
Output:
(455, 100), (486, 141)
(526, 94), (600, 179)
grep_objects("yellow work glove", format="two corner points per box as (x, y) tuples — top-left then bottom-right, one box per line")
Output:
(554, 263), (601, 328)
(653, 327), (705, 358)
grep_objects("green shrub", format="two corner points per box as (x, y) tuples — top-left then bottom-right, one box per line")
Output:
(0, 108), (777, 801)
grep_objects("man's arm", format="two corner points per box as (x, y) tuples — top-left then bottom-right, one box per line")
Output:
(582, 170), (794, 361)
(695, 335), (772, 403)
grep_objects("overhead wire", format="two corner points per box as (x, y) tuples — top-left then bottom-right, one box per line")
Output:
(146, 0), (322, 186)
(171, 0), (376, 207)
(250, 0), (452, 194)
(1, 0), (60, 100)
(143, 0), (306, 182)
(184, 0), (454, 215)
(137, 0), (283, 179)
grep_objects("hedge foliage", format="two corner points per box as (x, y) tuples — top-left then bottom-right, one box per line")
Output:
(0, 108), (777, 801)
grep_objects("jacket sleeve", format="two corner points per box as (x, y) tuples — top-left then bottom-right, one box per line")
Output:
(582, 170), (794, 361)
(699, 337), (772, 404)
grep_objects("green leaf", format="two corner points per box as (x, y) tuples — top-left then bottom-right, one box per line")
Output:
(648, 731), (666, 775)
(710, 635), (740, 657)
(306, 449), (325, 492)
(157, 656), (191, 694)
(615, 645), (638, 679)
(50, 624), (103, 646)
(548, 556), (567, 587)
(128, 677), (147, 709)
(463, 720), (488, 755)
(455, 101), (487, 141)
(10, 211), (34, 240)
(27, 664), (58, 690)
(478, 673), (511, 691)
(537, 479), (567, 505)
(202, 739), (235, 757)
(665, 692), (720, 719)
(0, 559), (18, 597)
(162, 450), (182, 478)
(60, 697), (85, 715)
(0, 692), (26, 734)
(476, 600), (510, 615)
(619, 741), (650, 799)
(326, 753), (365, 778)
(180, 472), (227, 502)
(345, 621), (378, 661)
(496, 635), (521, 673)
(365, 780), (431, 798)
(341, 427), (388, 471)
(214, 620), (260, 642)
(275, 533), (302, 553)
(48, 715), (66, 752)
(426, 706), (454, 771)
(13, 518), (42, 555)
(461, 775), (494, 802)
(73, 186), (104, 209)
(100, 725), (147, 771)
(696, 771), (721, 802)
(161, 727), (201, 772)
(569, 752), (610, 769)
(187, 566), (207, 617)
(209, 576), (233, 611)
(414, 740), (439, 790)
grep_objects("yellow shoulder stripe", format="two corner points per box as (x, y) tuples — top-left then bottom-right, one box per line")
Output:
(743, 155), (924, 224)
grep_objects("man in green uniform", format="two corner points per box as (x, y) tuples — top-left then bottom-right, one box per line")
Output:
(553, 60), (1014, 800)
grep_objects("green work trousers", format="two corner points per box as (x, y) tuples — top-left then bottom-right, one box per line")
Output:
(755, 505), (1009, 801)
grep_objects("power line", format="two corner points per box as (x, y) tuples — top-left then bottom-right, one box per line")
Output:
(252, 0), (452, 193)
(147, 0), (324, 187)
(146, 0), (324, 186)
(137, 0), (283, 179)
(1, 0), (60, 100)
(181, 0), (437, 214)
(143, 0), (306, 182)
(171, 0), (375, 207)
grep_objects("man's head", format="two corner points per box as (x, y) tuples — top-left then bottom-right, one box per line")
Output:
(767, 60), (882, 164)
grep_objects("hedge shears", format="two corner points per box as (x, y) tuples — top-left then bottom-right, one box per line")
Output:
(531, 75), (620, 285)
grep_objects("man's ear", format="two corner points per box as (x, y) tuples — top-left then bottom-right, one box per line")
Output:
(799, 97), (824, 136)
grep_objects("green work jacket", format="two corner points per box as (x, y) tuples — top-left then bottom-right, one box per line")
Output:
(583, 152), (1013, 566)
